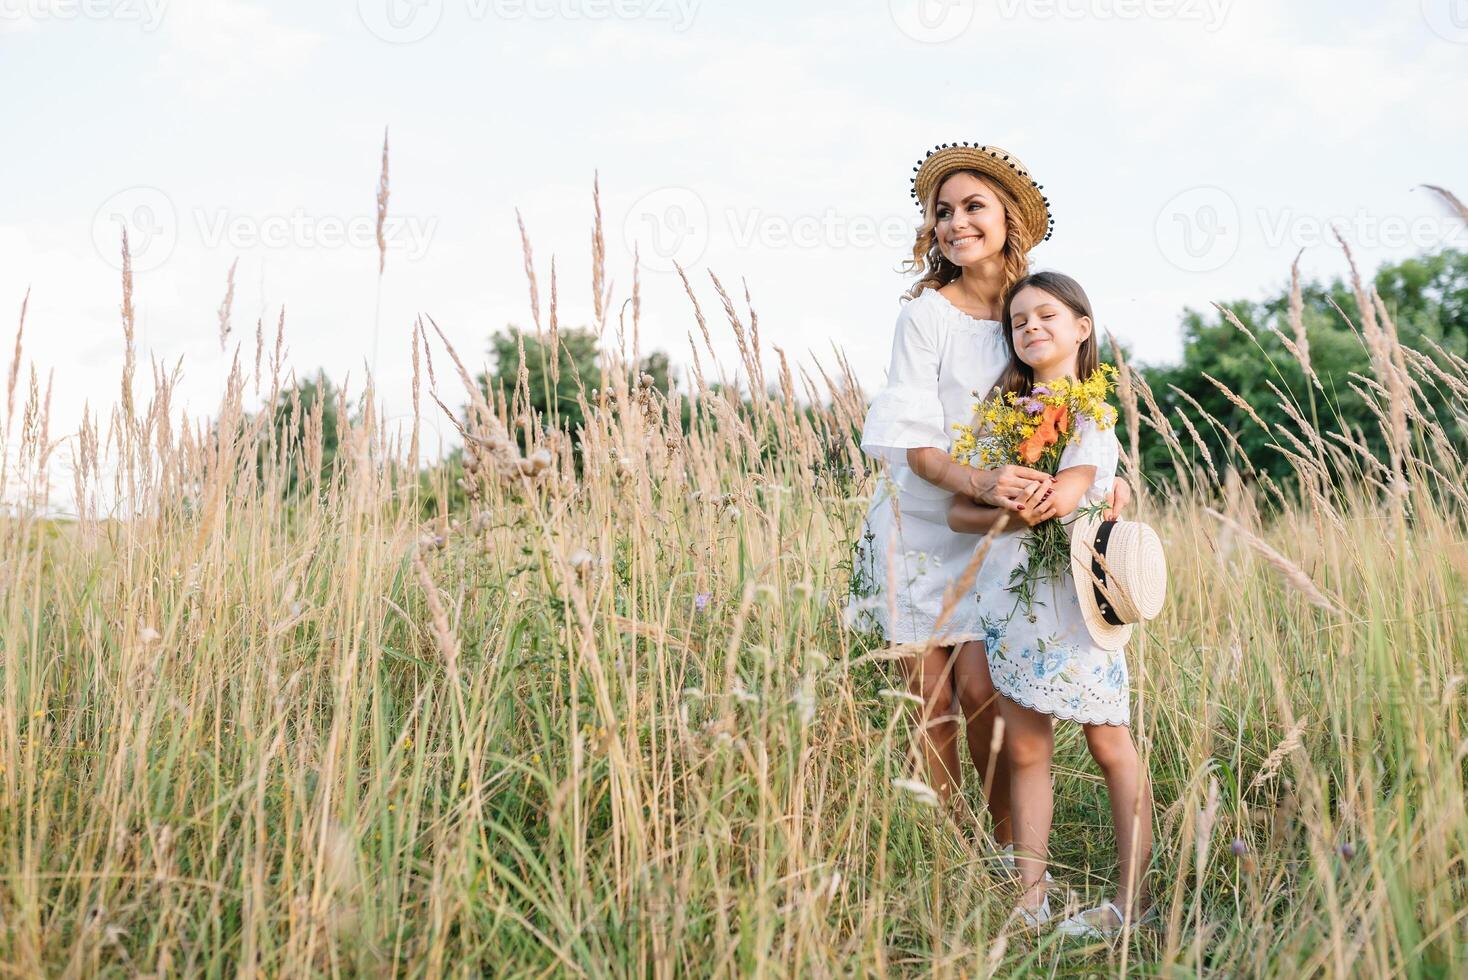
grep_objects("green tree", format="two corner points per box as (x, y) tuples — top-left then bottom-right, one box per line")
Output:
(476, 325), (684, 451)
(1134, 248), (1468, 493)
(254, 371), (348, 498)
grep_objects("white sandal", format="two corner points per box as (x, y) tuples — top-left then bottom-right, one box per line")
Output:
(1012, 895), (1052, 930)
(1054, 899), (1158, 939)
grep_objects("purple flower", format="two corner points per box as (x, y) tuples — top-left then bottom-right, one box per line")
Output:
(694, 591), (712, 612)
(1018, 396), (1044, 414)
(1032, 383), (1053, 397)
(1231, 838), (1248, 856)
(1338, 841), (1355, 860)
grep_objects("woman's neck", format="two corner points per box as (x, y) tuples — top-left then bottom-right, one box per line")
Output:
(948, 263), (1005, 319)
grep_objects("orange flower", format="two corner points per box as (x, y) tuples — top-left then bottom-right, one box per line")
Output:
(1017, 404), (1070, 463)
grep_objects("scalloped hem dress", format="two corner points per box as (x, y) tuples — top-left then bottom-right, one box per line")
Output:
(958, 416), (1132, 727)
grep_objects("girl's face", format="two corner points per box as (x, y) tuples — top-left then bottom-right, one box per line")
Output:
(1008, 285), (1091, 375)
(932, 172), (1008, 267)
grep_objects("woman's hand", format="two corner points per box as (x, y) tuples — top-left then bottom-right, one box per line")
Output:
(1103, 476), (1133, 521)
(966, 464), (1055, 511)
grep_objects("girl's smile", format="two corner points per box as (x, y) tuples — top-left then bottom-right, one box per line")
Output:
(1008, 286), (1093, 380)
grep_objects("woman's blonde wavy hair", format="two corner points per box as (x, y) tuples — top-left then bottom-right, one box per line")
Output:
(901, 169), (1037, 304)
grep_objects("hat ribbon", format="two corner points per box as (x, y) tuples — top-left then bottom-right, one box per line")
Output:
(1091, 519), (1126, 627)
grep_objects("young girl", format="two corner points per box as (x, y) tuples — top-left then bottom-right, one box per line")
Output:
(947, 271), (1156, 937)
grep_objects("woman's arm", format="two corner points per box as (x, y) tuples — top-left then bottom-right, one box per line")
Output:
(947, 494), (1013, 534)
(908, 447), (1055, 511)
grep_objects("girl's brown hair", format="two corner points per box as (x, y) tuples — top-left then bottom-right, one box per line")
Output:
(902, 169), (1035, 304)
(992, 270), (1099, 399)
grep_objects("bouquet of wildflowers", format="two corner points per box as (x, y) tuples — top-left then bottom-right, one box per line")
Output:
(950, 364), (1119, 609)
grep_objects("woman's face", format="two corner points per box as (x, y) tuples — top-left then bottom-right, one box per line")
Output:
(932, 171), (1008, 268)
(1008, 285), (1091, 373)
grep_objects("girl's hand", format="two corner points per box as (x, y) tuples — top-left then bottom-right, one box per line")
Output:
(1013, 477), (1056, 527)
(1103, 476), (1133, 521)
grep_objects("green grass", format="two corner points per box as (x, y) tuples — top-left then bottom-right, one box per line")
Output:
(1, 236), (1465, 977)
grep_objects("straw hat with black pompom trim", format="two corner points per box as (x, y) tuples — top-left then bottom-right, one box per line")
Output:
(1068, 511), (1169, 650)
(909, 143), (1054, 244)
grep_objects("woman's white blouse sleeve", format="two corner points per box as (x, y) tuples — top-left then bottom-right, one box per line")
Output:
(1058, 413), (1120, 480)
(859, 302), (949, 466)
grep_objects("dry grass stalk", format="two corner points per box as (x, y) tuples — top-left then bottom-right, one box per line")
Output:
(548, 256), (560, 388)
(1106, 328), (1143, 492)
(1201, 372), (1269, 433)
(1171, 406), (1218, 484)
(1281, 249), (1318, 388)
(590, 171), (608, 330)
(1249, 718), (1308, 791)
(217, 258), (238, 353)
(515, 208), (543, 338)
(375, 128), (390, 277)
(119, 229), (137, 427)
(6, 286), (29, 439)
(1203, 507), (1341, 613)
(1421, 183), (1468, 223)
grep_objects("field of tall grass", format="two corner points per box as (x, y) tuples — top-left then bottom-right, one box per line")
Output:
(2, 195), (1466, 976)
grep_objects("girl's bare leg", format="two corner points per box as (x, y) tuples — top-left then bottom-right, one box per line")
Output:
(954, 640), (1012, 845)
(899, 643), (963, 804)
(1083, 724), (1154, 917)
(998, 696), (1055, 909)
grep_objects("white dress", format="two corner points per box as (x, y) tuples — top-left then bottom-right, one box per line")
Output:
(843, 288), (1011, 647)
(960, 415), (1131, 726)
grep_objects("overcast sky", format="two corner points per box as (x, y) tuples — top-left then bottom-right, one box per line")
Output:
(2, 0), (1465, 510)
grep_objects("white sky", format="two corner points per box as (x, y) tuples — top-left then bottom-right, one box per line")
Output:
(2, 0), (1466, 511)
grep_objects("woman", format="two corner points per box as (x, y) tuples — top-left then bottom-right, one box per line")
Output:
(846, 143), (1131, 851)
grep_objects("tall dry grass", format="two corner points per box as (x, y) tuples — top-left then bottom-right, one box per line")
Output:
(0, 187), (1465, 977)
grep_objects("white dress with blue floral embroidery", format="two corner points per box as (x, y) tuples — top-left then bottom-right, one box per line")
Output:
(964, 414), (1130, 726)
